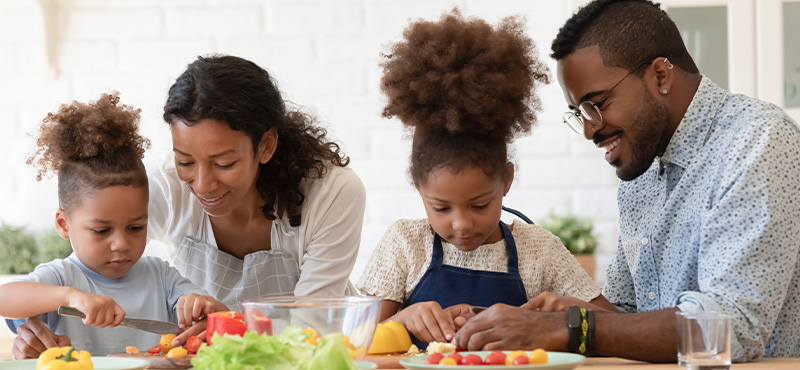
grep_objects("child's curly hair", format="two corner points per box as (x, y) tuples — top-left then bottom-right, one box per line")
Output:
(380, 9), (550, 185)
(27, 92), (151, 212)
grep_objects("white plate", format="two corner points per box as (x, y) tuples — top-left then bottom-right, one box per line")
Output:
(0, 357), (151, 370)
(355, 360), (378, 370)
(399, 351), (585, 370)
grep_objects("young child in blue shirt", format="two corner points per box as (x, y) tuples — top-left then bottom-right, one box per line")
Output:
(0, 93), (228, 355)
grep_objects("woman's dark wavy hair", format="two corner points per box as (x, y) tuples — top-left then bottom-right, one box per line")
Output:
(551, 0), (699, 74)
(163, 55), (349, 227)
(28, 92), (150, 213)
(381, 9), (550, 185)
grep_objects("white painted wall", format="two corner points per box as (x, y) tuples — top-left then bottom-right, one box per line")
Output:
(0, 0), (621, 299)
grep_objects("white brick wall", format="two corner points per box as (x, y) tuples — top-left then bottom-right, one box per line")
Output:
(0, 1), (621, 292)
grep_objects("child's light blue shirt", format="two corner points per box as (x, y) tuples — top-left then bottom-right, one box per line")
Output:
(5, 255), (207, 355)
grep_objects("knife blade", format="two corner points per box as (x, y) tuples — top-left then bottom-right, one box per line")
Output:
(58, 305), (180, 335)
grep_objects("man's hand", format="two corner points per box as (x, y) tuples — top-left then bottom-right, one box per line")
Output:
(12, 317), (71, 360)
(453, 304), (568, 351)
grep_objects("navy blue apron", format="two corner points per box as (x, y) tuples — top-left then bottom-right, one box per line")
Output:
(404, 221), (528, 348)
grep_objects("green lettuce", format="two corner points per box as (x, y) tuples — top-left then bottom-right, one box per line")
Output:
(191, 326), (358, 370)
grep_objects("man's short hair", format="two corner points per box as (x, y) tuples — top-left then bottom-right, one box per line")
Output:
(551, 0), (699, 74)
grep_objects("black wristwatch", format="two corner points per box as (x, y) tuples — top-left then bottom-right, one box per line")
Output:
(567, 306), (582, 353)
(567, 305), (595, 356)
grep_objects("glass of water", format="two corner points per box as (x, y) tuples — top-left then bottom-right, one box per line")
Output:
(680, 311), (732, 370)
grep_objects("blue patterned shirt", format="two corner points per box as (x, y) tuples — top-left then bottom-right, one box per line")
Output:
(602, 77), (800, 361)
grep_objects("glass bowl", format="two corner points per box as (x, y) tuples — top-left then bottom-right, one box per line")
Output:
(241, 295), (383, 359)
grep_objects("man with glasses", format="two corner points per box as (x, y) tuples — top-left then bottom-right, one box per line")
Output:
(454, 0), (800, 362)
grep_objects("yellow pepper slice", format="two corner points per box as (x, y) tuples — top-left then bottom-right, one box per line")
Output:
(36, 347), (93, 370)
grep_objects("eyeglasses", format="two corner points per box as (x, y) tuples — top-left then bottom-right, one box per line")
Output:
(562, 60), (652, 135)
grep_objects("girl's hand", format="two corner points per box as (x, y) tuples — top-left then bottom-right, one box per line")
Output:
(523, 291), (602, 312)
(67, 289), (125, 328)
(176, 294), (220, 329)
(394, 301), (456, 344)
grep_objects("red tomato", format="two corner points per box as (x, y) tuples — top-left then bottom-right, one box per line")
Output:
(243, 308), (273, 335)
(461, 354), (482, 365)
(447, 353), (463, 363)
(425, 353), (445, 365)
(483, 350), (507, 365)
(146, 344), (162, 354)
(185, 335), (202, 354)
(513, 356), (531, 365)
(455, 344), (466, 352)
(207, 311), (246, 345)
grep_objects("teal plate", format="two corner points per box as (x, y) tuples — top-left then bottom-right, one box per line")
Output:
(399, 351), (585, 370)
(355, 360), (378, 369)
(0, 357), (150, 370)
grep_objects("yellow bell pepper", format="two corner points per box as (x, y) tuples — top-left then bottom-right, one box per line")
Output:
(367, 321), (412, 355)
(36, 347), (93, 370)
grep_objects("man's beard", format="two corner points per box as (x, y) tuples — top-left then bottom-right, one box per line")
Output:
(614, 92), (672, 181)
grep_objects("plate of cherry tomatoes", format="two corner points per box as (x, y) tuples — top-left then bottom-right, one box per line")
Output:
(398, 350), (585, 370)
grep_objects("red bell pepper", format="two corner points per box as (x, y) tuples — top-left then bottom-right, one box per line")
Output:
(206, 311), (246, 345)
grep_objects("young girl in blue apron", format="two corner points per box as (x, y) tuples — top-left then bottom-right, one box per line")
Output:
(356, 10), (615, 349)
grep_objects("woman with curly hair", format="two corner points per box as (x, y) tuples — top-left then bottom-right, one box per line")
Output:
(356, 10), (614, 348)
(1, 93), (226, 356)
(149, 55), (366, 309)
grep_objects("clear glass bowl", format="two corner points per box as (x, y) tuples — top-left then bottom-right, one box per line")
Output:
(240, 295), (383, 359)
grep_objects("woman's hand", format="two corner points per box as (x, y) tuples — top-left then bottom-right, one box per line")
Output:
(67, 289), (125, 328)
(172, 317), (207, 348)
(176, 293), (224, 329)
(392, 301), (458, 344)
(12, 317), (71, 360)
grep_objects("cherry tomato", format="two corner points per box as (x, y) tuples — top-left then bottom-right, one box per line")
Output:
(160, 334), (177, 354)
(483, 350), (506, 365)
(166, 347), (188, 358)
(146, 344), (162, 354)
(513, 356), (530, 365)
(447, 352), (463, 364)
(439, 357), (458, 365)
(461, 354), (482, 365)
(207, 311), (246, 345)
(185, 335), (202, 354)
(506, 350), (528, 366)
(529, 348), (548, 364)
(425, 353), (445, 365)
(455, 344), (466, 352)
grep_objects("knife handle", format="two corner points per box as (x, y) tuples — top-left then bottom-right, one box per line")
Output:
(57, 305), (86, 319)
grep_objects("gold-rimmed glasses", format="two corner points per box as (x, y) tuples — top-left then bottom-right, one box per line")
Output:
(562, 60), (652, 135)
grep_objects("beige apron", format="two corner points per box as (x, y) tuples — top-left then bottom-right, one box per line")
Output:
(173, 215), (300, 311)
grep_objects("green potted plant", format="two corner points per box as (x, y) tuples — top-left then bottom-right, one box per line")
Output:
(0, 223), (72, 275)
(540, 213), (598, 279)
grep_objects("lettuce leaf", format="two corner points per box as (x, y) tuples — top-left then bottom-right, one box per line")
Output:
(191, 326), (358, 370)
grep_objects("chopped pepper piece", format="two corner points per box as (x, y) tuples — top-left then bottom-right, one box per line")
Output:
(36, 347), (93, 370)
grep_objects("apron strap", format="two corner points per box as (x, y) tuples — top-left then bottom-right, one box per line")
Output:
(502, 206), (534, 224)
(499, 222), (521, 275)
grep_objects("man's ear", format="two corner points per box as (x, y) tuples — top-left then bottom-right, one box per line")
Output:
(257, 127), (279, 164)
(55, 209), (70, 239)
(503, 162), (515, 196)
(652, 57), (675, 97)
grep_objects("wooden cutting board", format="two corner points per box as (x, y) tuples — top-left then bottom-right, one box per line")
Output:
(107, 352), (193, 369)
(362, 353), (420, 369)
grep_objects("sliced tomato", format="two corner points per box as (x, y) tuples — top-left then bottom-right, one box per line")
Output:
(146, 344), (162, 354)
(185, 335), (202, 354)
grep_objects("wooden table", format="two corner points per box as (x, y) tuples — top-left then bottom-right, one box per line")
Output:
(376, 357), (800, 369)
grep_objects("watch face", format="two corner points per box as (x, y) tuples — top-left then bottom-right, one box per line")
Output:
(568, 306), (583, 328)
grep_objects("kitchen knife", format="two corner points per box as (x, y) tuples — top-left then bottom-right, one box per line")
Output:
(471, 305), (488, 314)
(58, 305), (180, 335)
